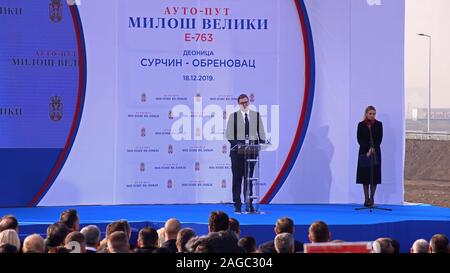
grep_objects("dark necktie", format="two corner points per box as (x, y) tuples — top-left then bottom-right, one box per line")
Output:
(245, 113), (249, 137)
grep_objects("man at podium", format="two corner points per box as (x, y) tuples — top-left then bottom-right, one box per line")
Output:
(226, 94), (266, 213)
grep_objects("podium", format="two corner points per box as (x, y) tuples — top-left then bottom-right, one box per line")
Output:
(231, 142), (269, 214)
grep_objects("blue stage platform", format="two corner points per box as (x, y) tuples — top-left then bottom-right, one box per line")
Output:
(2, 204), (449, 253)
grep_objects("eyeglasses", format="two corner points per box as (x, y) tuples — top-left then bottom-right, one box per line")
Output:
(239, 100), (249, 105)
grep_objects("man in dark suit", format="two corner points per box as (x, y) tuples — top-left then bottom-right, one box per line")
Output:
(226, 94), (266, 213)
(259, 217), (304, 253)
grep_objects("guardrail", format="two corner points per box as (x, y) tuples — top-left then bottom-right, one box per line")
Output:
(406, 131), (450, 141)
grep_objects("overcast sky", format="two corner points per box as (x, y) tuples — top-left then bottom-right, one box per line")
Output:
(405, 0), (450, 109)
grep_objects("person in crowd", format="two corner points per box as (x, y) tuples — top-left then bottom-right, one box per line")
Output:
(429, 234), (449, 253)
(274, 233), (295, 253)
(238, 236), (257, 253)
(161, 218), (181, 252)
(259, 217), (304, 253)
(176, 228), (196, 253)
(207, 230), (243, 253)
(134, 227), (159, 253)
(157, 227), (165, 247)
(107, 231), (130, 253)
(0, 215), (19, 233)
(23, 234), (45, 253)
(229, 218), (240, 238)
(391, 238), (400, 253)
(98, 220), (131, 252)
(59, 209), (80, 232)
(308, 221), (331, 243)
(64, 231), (87, 253)
(374, 237), (395, 253)
(44, 222), (70, 252)
(80, 225), (101, 253)
(410, 239), (429, 253)
(208, 211), (229, 233)
(0, 229), (20, 253)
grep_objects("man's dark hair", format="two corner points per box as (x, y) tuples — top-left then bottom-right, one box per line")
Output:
(238, 236), (256, 253)
(193, 237), (212, 253)
(209, 211), (229, 233)
(229, 218), (240, 235)
(375, 238), (394, 253)
(107, 220), (131, 238)
(177, 228), (196, 253)
(59, 209), (78, 230)
(430, 234), (449, 253)
(391, 239), (400, 253)
(0, 215), (19, 232)
(0, 244), (18, 253)
(308, 221), (330, 243)
(275, 217), (294, 234)
(208, 231), (242, 253)
(138, 227), (158, 248)
(237, 94), (249, 102)
(46, 222), (70, 247)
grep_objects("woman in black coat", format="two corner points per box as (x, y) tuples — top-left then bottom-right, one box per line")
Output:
(356, 106), (383, 207)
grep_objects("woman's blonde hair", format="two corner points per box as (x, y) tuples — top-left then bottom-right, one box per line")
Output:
(0, 229), (21, 251)
(363, 106), (376, 120)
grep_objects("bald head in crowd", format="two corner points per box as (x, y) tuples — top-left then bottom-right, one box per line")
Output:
(164, 218), (181, 240)
(411, 239), (429, 253)
(308, 221), (331, 243)
(23, 234), (45, 253)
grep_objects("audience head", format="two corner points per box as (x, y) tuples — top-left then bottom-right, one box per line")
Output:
(308, 221), (331, 243)
(0, 215), (19, 233)
(238, 236), (257, 253)
(193, 236), (211, 253)
(157, 227), (165, 247)
(411, 239), (429, 254)
(59, 209), (80, 232)
(208, 230), (241, 253)
(274, 233), (295, 253)
(107, 220), (131, 239)
(64, 231), (87, 253)
(391, 239), (400, 253)
(275, 217), (295, 235)
(45, 222), (70, 249)
(107, 231), (130, 253)
(208, 211), (229, 233)
(164, 218), (181, 240)
(229, 218), (240, 238)
(23, 234), (45, 253)
(374, 238), (395, 253)
(137, 227), (158, 249)
(80, 225), (101, 248)
(0, 229), (20, 252)
(430, 234), (449, 253)
(176, 228), (196, 253)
